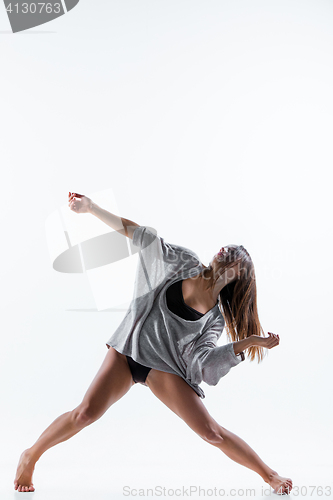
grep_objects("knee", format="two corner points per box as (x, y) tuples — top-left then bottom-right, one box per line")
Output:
(201, 425), (224, 446)
(72, 405), (98, 427)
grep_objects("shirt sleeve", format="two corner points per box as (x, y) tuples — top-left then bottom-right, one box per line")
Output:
(187, 320), (244, 386)
(131, 226), (201, 293)
(132, 225), (158, 250)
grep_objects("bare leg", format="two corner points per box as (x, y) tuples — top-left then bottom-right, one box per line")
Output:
(14, 347), (134, 492)
(146, 370), (293, 495)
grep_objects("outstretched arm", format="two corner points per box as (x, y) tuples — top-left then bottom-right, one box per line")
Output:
(68, 192), (140, 239)
(90, 203), (139, 239)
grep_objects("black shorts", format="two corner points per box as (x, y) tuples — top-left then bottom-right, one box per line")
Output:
(126, 355), (152, 385)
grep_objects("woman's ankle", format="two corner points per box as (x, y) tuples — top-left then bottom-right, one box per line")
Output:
(264, 469), (278, 484)
(23, 447), (39, 465)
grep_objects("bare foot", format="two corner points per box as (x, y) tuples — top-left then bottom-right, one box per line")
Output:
(266, 470), (293, 495)
(14, 449), (36, 492)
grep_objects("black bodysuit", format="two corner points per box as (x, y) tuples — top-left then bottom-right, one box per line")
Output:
(126, 279), (203, 385)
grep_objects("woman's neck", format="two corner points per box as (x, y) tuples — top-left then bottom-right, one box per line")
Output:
(194, 265), (228, 304)
(190, 269), (219, 306)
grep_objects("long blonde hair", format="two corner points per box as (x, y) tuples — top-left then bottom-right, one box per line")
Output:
(202, 245), (265, 362)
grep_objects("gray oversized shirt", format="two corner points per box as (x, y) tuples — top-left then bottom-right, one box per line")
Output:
(106, 225), (244, 398)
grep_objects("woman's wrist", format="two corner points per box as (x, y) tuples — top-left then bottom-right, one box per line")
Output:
(88, 201), (97, 214)
(233, 337), (254, 355)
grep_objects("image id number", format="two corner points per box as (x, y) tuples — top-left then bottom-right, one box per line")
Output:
(6, 3), (61, 14)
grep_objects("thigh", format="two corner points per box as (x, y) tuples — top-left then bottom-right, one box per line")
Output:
(145, 369), (221, 440)
(76, 347), (135, 421)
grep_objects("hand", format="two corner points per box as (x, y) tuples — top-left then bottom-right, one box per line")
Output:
(68, 192), (92, 214)
(251, 332), (280, 350)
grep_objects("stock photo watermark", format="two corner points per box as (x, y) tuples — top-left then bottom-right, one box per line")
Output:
(122, 484), (332, 497)
(3, 0), (80, 33)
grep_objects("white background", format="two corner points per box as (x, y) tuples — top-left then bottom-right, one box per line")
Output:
(0, 1), (332, 499)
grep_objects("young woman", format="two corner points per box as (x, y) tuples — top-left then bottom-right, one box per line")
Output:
(14, 192), (293, 495)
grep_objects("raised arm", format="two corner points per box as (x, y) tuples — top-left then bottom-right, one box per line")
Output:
(68, 192), (140, 239)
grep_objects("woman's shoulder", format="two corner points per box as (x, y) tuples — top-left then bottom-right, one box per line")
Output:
(133, 226), (203, 279)
(167, 241), (201, 264)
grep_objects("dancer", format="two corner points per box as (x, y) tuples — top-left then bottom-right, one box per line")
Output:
(14, 192), (293, 495)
